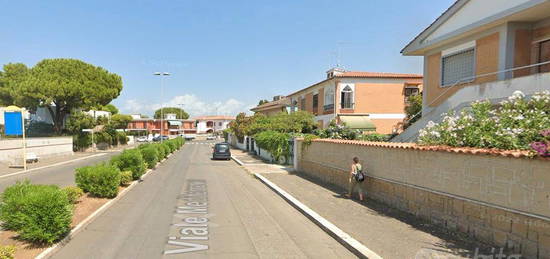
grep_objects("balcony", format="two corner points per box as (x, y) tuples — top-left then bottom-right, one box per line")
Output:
(323, 104), (334, 112)
(340, 103), (355, 109)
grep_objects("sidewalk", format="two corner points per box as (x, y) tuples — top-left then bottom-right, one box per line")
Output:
(232, 150), (486, 259)
(0, 144), (136, 176)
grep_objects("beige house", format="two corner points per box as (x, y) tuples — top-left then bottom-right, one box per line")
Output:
(395, 0), (550, 142)
(250, 96), (290, 116)
(287, 68), (422, 134)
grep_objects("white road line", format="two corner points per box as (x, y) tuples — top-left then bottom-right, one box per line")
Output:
(255, 173), (382, 259)
(0, 153), (108, 180)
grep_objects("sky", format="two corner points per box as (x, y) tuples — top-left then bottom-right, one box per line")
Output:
(0, 0), (455, 118)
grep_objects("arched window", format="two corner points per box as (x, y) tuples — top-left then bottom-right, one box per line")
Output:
(341, 85), (354, 109)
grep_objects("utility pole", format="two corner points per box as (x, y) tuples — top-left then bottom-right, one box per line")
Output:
(154, 72), (170, 141)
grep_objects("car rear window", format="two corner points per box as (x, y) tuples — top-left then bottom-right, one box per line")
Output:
(216, 144), (229, 152)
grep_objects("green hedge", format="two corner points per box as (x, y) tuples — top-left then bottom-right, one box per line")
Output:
(120, 171), (133, 186)
(140, 146), (159, 169)
(154, 143), (166, 160)
(75, 164), (121, 198)
(110, 149), (146, 180)
(62, 186), (84, 204)
(0, 181), (72, 244)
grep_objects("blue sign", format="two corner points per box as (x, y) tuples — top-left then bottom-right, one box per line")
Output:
(4, 111), (23, 136)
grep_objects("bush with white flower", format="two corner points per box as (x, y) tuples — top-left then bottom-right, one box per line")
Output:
(418, 91), (550, 153)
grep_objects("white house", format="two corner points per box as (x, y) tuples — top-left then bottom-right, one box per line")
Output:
(193, 116), (235, 134)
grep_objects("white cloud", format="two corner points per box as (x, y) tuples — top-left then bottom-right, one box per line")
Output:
(122, 94), (253, 117)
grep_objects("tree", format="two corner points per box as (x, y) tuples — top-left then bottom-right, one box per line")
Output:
(154, 107), (189, 119)
(15, 59), (122, 134)
(102, 104), (119, 115)
(0, 63), (29, 106)
(404, 94), (422, 128)
(109, 114), (132, 129)
(258, 99), (269, 105)
(65, 112), (96, 134)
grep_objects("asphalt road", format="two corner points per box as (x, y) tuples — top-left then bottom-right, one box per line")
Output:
(0, 151), (122, 193)
(52, 141), (355, 259)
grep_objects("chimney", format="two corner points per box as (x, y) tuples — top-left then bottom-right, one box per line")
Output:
(326, 67), (345, 79)
(273, 95), (284, 101)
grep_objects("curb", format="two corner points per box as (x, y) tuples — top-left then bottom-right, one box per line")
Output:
(0, 153), (108, 180)
(35, 148), (181, 259)
(254, 173), (382, 259)
(230, 155), (244, 166)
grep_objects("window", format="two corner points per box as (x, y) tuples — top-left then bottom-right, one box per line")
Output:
(218, 122), (222, 126)
(324, 87), (334, 105)
(300, 97), (306, 111)
(312, 94), (318, 111)
(441, 48), (475, 86)
(538, 39), (550, 73)
(405, 87), (420, 98)
(340, 85), (353, 109)
(292, 100), (298, 112)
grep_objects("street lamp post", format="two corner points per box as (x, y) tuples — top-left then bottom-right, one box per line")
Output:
(154, 72), (170, 142)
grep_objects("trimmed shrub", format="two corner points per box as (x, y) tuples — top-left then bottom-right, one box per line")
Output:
(0, 245), (16, 259)
(140, 146), (159, 169)
(117, 132), (128, 145)
(110, 149), (146, 180)
(155, 144), (166, 161)
(75, 164), (121, 198)
(0, 181), (72, 244)
(62, 186), (84, 204)
(161, 143), (171, 157)
(120, 171), (133, 186)
(166, 141), (176, 153)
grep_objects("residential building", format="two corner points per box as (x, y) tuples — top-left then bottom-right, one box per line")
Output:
(287, 68), (423, 134)
(250, 95), (290, 116)
(126, 118), (196, 136)
(193, 116), (235, 134)
(395, 0), (550, 142)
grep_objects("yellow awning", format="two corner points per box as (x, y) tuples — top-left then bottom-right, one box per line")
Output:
(339, 115), (376, 131)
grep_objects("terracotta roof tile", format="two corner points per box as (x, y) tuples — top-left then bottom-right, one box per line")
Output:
(304, 138), (547, 160)
(337, 71), (423, 78)
(192, 116), (236, 120)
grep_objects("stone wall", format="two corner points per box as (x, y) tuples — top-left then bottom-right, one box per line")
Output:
(0, 137), (73, 164)
(296, 139), (550, 258)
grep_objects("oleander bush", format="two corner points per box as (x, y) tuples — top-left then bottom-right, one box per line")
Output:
(419, 91), (550, 153)
(140, 146), (159, 169)
(0, 181), (72, 244)
(0, 245), (16, 259)
(62, 186), (84, 204)
(110, 149), (146, 180)
(75, 164), (121, 198)
(119, 170), (133, 186)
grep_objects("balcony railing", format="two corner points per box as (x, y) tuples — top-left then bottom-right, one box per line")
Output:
(340, 103), (354, 109)
(323, 104), (334, 112)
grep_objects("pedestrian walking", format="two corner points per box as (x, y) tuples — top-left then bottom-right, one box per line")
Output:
(345, 157), (365, 201)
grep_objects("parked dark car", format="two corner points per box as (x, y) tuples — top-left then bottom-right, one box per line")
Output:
(212, 143), (231, 160)
(153, 135), (169, 142)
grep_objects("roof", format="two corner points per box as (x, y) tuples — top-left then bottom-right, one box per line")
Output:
(306, 138), (548, 160)
(287, 71), (423, 97)
(339, 115), (376, 131)
(250, 98), (290, 112)
(401, 0), (462, 55)
(401, 0), (550, 55)
(192, 115), (236, 121)
(336, 71), (423, 79)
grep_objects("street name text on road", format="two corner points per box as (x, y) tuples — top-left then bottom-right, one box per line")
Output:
(164, 179), (210, 255)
